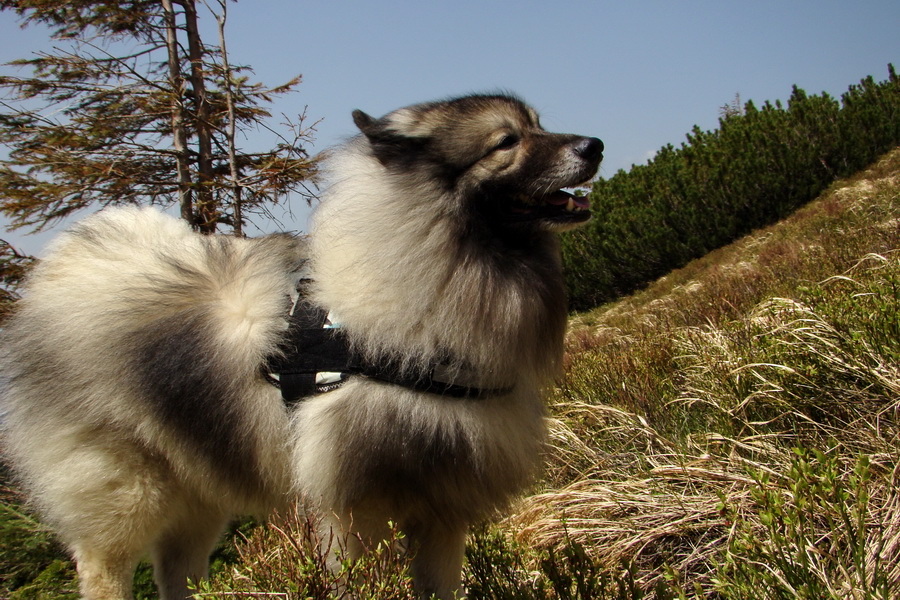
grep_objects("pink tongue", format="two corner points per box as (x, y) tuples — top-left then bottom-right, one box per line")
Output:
(546, 191), (590, 209)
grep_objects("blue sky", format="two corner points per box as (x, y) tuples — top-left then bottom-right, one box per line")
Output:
(1, 0), (899, 254)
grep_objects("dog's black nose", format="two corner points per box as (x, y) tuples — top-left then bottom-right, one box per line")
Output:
(574, 137), (604, 162)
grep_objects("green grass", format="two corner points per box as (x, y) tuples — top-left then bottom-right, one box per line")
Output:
(0, 474), (78, 599)
(3, 147), (900, 598)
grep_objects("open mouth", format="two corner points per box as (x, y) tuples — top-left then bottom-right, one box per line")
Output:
(506, 188), (592, 226)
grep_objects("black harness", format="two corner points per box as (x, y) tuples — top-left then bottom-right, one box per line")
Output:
(265, 293), (513, 404)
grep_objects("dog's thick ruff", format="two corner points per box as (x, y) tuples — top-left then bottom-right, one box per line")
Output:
(0, 94), (602, 600)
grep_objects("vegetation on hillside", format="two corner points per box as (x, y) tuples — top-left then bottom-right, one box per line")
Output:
(563, 65), (900, 309)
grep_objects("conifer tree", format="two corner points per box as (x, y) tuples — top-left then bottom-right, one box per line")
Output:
(0, 0), (317, 235)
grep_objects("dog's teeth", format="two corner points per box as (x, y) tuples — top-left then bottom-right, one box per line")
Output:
(566, 198), (575, 212)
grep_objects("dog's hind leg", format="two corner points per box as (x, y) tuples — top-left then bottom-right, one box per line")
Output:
(73, 545), (142, 600)
(406, 522), (468, 600)
(150, 505), (229, 600)
(22, 435), (174, 600)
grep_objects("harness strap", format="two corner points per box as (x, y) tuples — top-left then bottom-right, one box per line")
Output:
(265, 301), (352, 400)
(265, 299), (513, 404)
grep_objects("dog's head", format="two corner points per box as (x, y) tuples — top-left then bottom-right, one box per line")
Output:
(352, 94), (603, 233)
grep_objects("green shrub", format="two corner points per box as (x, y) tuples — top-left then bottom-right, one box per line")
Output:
(466, 528), (655, 600)
(197, 510), (417, 600)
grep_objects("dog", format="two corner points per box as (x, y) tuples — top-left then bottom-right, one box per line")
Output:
(0, 94), (602, 599)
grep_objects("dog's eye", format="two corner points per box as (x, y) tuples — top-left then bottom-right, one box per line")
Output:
(494, 135), (519, 151)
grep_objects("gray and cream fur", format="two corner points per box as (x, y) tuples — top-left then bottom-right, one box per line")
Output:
(0, 94), (602, 599)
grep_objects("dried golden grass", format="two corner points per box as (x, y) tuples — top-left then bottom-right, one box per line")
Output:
(517, 399), (794, 594)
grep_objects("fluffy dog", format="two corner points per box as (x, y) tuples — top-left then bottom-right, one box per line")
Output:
(0, 94), (602, 599)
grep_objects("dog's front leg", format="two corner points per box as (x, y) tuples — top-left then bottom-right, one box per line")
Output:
(406, 522), (467, 599)
(150, 506), (229, 600)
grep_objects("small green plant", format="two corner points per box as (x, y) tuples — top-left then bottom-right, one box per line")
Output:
(540, 544), (650, 600)
(0, 480), (78, 599)
(466, 526), (673, 600)
(715, 450), (895, 599)
(465, 528), (542, 600)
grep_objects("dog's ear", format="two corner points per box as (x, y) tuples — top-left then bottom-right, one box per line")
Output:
(352, 109), (379, 137)
(352, 108), (427, 167)
(353, 108), (424, 141)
